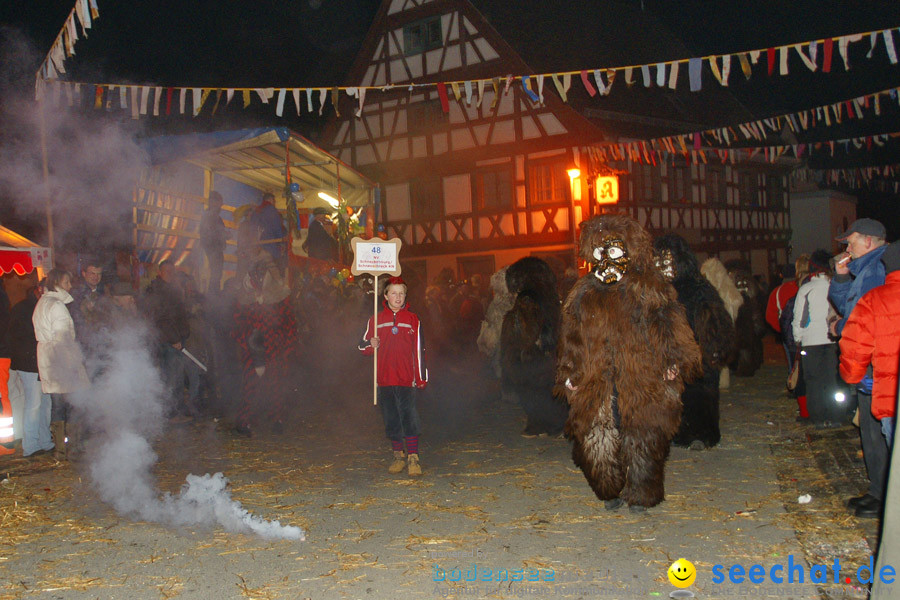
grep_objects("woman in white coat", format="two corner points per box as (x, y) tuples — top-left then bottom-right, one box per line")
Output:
(32, 268), (89, 458)
(792, 250), (848, 428)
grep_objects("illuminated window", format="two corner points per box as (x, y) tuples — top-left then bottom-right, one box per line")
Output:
(527, 159), (569, 205)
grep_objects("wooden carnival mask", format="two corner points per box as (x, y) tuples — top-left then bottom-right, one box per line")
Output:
(654, 248), (676, 282)
(591, 235), (630, 284)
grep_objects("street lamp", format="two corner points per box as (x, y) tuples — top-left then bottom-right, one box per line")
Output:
(567, 168), (581, 268)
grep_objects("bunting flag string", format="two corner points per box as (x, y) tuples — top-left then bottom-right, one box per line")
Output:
(37, 19), (900, 121)
(793, 164), (900, 191)
(36, 0), (99, 101)
(590, 130), (900, 167)
(583, 84), (900, 166)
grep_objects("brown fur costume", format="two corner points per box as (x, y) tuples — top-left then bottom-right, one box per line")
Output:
(557, 214), (701, 508)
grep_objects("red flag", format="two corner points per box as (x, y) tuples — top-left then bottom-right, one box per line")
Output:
(823, 38), (833, 72)
(436, 83), (449, 113)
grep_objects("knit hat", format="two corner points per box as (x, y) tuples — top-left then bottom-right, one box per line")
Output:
(808, 249), (832, 274)
(881, 240), (900, 273)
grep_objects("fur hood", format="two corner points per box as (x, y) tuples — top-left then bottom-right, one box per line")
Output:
(701, 258), (743, 322)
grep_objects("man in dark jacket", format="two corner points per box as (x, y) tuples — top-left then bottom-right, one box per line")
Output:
(828, 217), (888, 518)
(304, 207), (339, 262)
(7, 285), (55, 457)
(142, 260), (194, 417)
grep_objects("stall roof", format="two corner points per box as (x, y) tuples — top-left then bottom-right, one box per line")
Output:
(144, 127), (376, 209)
(0, 224), (39, 248)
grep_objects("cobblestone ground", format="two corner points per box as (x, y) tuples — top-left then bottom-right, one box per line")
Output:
(0, 336), (884, 600)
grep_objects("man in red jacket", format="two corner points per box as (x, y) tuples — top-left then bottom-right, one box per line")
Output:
(765, 263), (799, 368)
(839, 240), (900, 518)
(359, 277), (428, 476)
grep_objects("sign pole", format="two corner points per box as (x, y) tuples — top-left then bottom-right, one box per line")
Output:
(349, 236), (402, 408)
(372, 273), (378, 406)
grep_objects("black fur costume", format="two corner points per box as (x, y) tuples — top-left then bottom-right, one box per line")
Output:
(500, 257), (568, 435)
(725, 262), (765, 377)
(654, 235), (735, 448)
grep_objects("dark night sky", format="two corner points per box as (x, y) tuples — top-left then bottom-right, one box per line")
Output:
(1, 1), (899, 240)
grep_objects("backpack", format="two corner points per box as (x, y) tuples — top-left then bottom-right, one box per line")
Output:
(779, 294), (797, 353)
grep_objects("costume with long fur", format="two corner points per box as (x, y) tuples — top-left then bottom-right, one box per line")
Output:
(654, 235), (735, 448)
(701, 258), (744, 389)
(725, 262), (765, 377)
(558, 215), (701, 508)
(476, 266), (514, 378)
(500, 257), (568, 435)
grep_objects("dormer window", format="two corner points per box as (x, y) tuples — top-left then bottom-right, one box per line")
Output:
(404, 16), (442, 56)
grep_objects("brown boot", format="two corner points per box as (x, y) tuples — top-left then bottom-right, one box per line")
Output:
(66, 422), (82, 460)
(407, 453), (422, 477)
(388, 451), (406, 474)
(50, 421), (67, 460)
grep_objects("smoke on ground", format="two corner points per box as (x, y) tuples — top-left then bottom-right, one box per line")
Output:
(1, 29), (303, 541)
(76, 320), (304, 540)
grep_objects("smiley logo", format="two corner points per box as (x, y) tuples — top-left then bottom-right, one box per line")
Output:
(667, 559), (696, 588)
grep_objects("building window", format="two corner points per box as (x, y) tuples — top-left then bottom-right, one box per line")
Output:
(410, 175), (443, 219)
(404, 16), (442, 56)
(631, 163), (659, 202)
(474, 166), (513, 210)
(670, 164), (690, 204)
(457, 255), (496, 285)
(766, 175), (785, 209)
(527, 158), (570, 205)
(739, 172), (758, 207)
(408, 99), (444, 135)
(706, 167), (725, 205)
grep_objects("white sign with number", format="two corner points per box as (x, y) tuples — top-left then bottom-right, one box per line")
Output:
(350, 237), (402, 276)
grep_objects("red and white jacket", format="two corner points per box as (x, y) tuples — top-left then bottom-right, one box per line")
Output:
(839, 271), (900, 419)
(359, 302), (427, 388)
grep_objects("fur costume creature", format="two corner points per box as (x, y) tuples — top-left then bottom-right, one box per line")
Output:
(725, 263), (766, 377)
(558, 215), (701, 509)
(654, 235), (735, 449)
(701, 258), (744, 389)
(477, 266), (514, 378)
(701, 258), (743, 322)
(500, 257), (568, 435)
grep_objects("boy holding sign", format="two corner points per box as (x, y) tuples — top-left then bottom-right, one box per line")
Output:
(358, 277), (428, 476)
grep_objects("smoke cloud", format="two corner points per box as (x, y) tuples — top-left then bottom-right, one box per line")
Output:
(1, 29), (303, 541)
(76, 321), (304, 541)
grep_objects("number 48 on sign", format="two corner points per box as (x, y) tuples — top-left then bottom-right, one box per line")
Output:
(350, 237), (402, 277)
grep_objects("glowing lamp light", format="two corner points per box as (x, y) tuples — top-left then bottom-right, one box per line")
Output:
(317, 191), (340, 208)
(835, 392), (846, 403)
(595, 175), (619, 205)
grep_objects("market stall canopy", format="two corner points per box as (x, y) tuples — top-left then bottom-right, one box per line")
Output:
(0, 247), (52, 276)
(143, 127), (376, 210)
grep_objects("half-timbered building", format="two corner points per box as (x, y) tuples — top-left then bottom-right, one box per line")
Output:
(322, 0), (793, 286)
